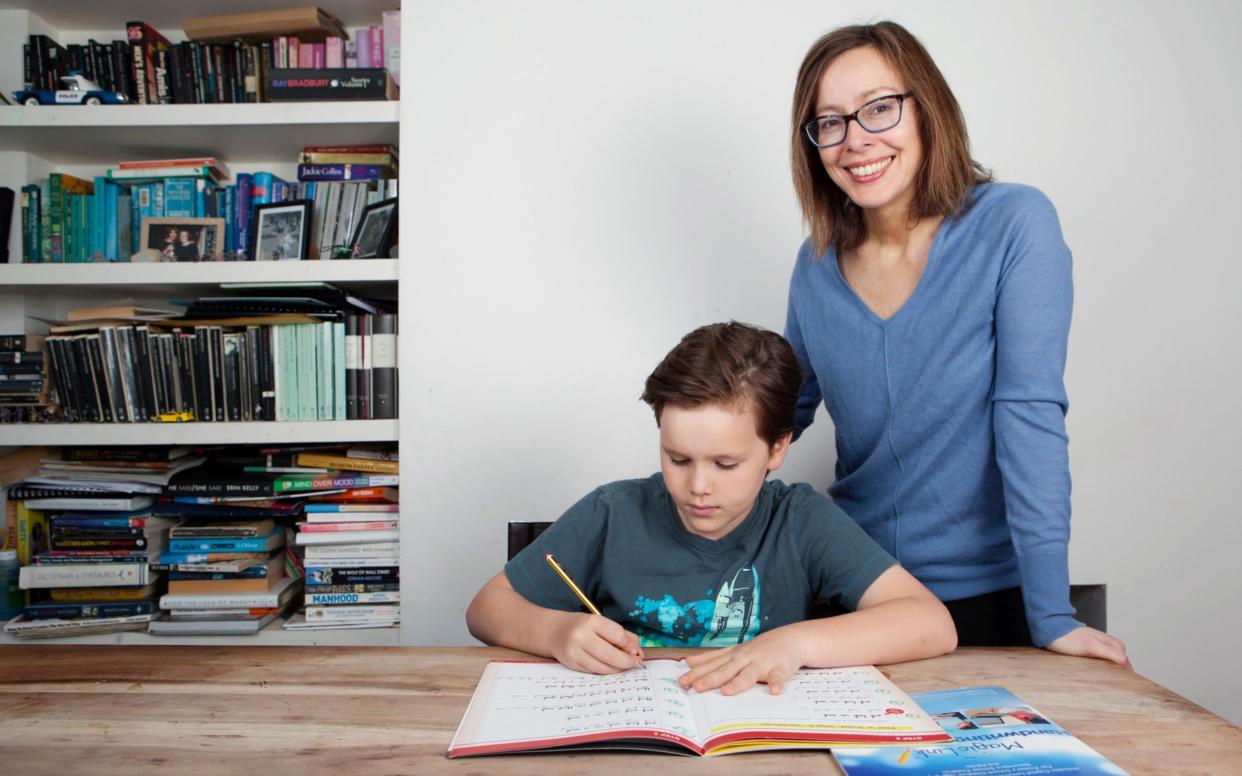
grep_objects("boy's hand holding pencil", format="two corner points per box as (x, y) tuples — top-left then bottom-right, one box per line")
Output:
(544, 554), (644, 674)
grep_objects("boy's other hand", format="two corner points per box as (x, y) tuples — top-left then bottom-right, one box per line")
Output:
(677, 630), (804, 695)
(548, 611), (645, 675)
(1046, 625), (1131, 669)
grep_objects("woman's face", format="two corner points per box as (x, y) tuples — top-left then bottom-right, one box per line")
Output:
(815, 46), (923, 217)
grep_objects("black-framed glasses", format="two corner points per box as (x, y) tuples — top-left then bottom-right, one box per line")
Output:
(804, 92), (914, 148)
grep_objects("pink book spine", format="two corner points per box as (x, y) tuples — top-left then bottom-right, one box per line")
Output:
(299, 42), (315, 69)
(325, 36), (344, 68)
(369, 25), (384, 71)
(288, 36), (300, 68)
(312, 43), (325, 69)
(355, 27), (371, 68)
(382, 10), (400, 85)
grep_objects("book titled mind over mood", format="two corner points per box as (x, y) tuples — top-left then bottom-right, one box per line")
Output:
(833, 686), (1127, 775)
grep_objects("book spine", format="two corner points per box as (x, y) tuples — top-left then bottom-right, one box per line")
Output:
(298, 521), (396, 532)
(371, 313), (397, 419)
(19, 563), (149, 588)
(303, 567), (398, 585)
(24, 601), (154, 619)
(166, 536), (275, 552)
(296, 163), (394, 181)
(305, 590), (399, 605)
(305, 603), (398, 621)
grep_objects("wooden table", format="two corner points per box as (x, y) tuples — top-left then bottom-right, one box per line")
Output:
(0, 646), (1238, 775)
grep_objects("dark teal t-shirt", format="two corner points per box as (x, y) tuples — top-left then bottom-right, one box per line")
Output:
(505, 473), (896, 647)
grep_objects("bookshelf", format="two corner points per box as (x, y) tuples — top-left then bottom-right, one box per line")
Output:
(0, 1), (404, 645)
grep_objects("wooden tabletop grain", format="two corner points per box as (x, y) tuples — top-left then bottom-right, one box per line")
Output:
(0, 645), (1238, 775)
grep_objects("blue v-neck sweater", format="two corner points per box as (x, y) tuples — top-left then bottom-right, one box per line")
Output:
(784, 182), (1078, 646)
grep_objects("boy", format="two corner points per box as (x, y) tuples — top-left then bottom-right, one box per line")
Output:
(466, 322), (956, 695)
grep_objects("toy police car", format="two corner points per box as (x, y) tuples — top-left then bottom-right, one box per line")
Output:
(14, 73), (128, 106)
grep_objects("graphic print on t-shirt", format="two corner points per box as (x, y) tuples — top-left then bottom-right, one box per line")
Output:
(628, 563), (762, 647)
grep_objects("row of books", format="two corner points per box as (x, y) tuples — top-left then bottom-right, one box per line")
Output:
(18, 160), (397, 263)
(0, 335), (44, 410)
(23, 10), (399, 105)
(40, 312), (397, 424)
(3, 443), (401, 637)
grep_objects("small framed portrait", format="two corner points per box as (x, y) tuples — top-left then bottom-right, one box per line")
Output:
(252, 199), (312, 261)
(350, 197), (397, 259)
(139, 217), (225, 262)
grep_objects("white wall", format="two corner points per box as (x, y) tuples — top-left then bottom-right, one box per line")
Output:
(400, 0), (1242, 724)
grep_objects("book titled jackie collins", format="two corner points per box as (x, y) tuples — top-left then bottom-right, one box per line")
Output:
(833, 686), (1127, 775)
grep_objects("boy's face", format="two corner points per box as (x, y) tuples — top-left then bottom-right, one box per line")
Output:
(658, 401), (790, 541)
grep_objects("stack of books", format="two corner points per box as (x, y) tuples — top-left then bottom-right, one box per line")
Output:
(286, 445), (399, 630)
(151, 517), (297, 635)
(4, 501), (170, 638)
(0, 334), (48, 423)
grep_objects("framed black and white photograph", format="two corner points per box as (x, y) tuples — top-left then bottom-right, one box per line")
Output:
(350, 197), (398, 259)
(252, 199), (312, 260)
(139, 217), (225, 262)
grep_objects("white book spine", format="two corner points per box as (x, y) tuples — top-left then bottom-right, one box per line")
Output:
(3, 614), (153, 633)
(19, 563), (148, 589)
(303, 541), (399, 557)
(295, 528), (399, 545)
(305, 604), (400, 621)
(304, 557), (399, 569)
(305, 590), (400, 605)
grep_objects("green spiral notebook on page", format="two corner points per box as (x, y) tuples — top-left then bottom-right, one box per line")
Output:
(448, 659), (950, 758)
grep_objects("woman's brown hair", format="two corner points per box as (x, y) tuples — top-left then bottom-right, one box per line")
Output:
(641, 322), (802, 448)
(790, 21), (991, 255)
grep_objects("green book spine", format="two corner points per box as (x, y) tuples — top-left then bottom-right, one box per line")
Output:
(333, 321), (346, 420)
(319, 321), (333, 420)
(39, 179), (52, 261)
(298, 323), (315, 421)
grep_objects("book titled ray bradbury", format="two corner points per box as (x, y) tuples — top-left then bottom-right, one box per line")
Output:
(833, 686), (1128, 775)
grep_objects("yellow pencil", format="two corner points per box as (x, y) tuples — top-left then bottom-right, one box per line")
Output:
(544, 553), (602, 615)
(897, 748), (911, 765)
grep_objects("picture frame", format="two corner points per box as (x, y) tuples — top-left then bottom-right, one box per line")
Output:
(139, 217), (226, 262)
(252, 199), (313, 261)
(350, 197), (398, 259)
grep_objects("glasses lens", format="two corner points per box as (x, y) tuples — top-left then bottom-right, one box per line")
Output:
(807, 116), (846, 148)
(857, 96), (902, 132)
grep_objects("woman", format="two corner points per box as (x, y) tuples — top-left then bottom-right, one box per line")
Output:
(784, 21), (1128, 665)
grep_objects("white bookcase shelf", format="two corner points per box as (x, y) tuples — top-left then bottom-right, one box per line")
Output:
(0, 103), (399, 164)
(0, 420), (398, 446)
(0, 621), (401, 646)
(0, 258), (398, 293)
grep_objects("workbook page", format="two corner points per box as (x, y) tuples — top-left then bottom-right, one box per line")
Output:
(695, 665), (944, 745)
(451, 659), (702, 754)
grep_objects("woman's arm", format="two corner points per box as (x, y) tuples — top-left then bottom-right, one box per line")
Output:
(991, 188), (1128, 665)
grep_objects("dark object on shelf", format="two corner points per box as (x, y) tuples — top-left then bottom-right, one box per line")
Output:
(0, 187), (13, 262)
(266, 68), (396, 101)
(184, 6), (347, 43)
(349, 198), (397, 259)
(251, 199), (313, 261)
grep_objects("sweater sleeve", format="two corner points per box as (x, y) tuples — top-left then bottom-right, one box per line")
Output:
(785, 245), (823, 442)
(991, 188), (1080, 646)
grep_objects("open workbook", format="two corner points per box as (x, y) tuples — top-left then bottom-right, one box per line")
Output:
(448, 659), (952, 758)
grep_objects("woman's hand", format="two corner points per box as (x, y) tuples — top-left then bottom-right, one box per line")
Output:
(677, 630), (805, 695)
(1046, 625), (1131, 668)
(546, 611), (644, 675)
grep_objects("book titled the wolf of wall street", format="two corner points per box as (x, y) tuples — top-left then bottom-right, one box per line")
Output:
(832, 686), (1127, 775)
(448, 660), (950, 758)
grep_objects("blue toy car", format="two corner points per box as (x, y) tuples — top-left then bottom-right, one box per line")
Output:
(15, 73), (128, 106)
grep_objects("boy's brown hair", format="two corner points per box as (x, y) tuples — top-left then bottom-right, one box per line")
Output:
(641, 322), (803, 447)
(790, 20), (992, 254)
